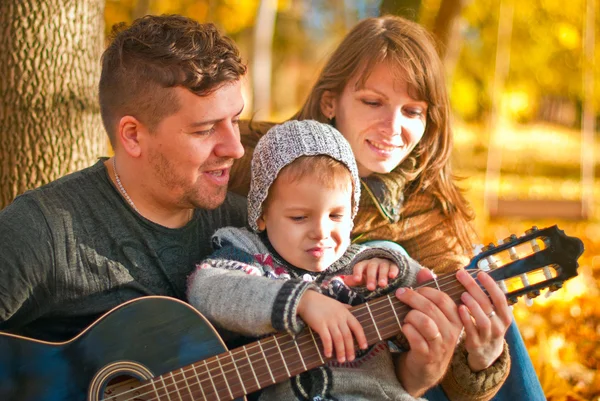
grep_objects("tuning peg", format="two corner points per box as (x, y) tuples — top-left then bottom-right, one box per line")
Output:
(472, 244), (484, 256)
(481, 242), (496, 252)
(507, 297), (518, 306)
(527, 290), (541, 299)
(525, 226), (539, 235)
(549, 282), (563, 292)
(544, 282), (562, 299)
(503, 234), (518, 244)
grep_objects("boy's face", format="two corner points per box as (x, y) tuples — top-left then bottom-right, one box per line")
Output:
(257, 172), (353, 272)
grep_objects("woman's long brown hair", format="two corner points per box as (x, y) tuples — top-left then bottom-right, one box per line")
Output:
(293, 15), (476, 252)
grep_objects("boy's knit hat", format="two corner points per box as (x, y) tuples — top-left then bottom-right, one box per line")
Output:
(248, 120), (360, 232)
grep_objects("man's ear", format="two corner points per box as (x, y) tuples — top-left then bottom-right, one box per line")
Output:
(320, 90), (337, 119)
(257, 215), (267, 232)
(116, 115), (144, 158)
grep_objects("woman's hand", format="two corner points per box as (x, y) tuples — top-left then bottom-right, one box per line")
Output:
(297, 290), (368, 363)
(344, 257), (399, 290)
(456, 269), (512, 372)
(393, 269), (463, 396)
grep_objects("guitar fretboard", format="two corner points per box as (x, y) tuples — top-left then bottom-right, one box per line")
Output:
(140, 273), (468, 401)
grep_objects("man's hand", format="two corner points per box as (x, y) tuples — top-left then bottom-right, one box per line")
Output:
(344, 258), (399, 290)
(297, 290), (368, 363)
(393, 269), (463, 396)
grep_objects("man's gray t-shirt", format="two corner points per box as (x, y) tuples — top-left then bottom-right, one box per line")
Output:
(0, 159), (247, 341)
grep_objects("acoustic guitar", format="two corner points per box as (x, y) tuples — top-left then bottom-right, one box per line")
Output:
(0, 225), (584, 401)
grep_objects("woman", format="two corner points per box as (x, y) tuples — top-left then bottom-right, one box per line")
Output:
(231, 15), (541, 400)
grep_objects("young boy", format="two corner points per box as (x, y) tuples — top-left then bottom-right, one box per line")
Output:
(187, 120), (424, 401)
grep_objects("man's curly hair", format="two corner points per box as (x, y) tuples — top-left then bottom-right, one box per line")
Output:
(99, 15), (247, 144)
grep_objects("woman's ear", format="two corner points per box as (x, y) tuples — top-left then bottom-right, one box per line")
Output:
(320, 90), (337, 119)
(257, 215), (267, 232)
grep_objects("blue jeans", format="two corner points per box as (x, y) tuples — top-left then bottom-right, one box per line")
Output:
(363, 240), (546, 400)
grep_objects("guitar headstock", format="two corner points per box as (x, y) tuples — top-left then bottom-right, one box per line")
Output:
(467, 225), (584, 305)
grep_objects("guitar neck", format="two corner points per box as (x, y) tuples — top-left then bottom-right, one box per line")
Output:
(148, 273), (467, 401)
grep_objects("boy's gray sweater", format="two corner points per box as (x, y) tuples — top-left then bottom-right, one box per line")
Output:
(187, 227), (425, 401)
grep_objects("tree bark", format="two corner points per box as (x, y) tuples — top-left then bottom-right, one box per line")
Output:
(0, 0), (107, 209)
(432, 0), (468, 80)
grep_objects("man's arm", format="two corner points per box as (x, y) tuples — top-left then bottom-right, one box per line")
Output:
(0, 196), (54, 329)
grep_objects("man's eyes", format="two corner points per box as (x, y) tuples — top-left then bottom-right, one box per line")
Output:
(194, 119), (240, 135)
(194, 127), (215, 136)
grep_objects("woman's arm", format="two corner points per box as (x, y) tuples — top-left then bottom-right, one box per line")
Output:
(354, 190), (471, 274)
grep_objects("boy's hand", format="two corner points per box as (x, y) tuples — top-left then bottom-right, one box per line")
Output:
(344, 258), (399, 290)
(297, 290), (368, 363)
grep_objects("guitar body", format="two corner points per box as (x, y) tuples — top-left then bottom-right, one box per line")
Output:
(0, 296), (243, 401)
(0, 226), (585, 401)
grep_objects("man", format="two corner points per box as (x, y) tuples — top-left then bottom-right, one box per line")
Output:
(0, 15), (248, 342)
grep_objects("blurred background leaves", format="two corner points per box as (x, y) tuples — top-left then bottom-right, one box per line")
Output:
(1, 0), (598, 398)
(109, 0), (600, 398)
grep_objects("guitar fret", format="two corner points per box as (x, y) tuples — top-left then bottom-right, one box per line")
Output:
(160, 376), (173, 401)
(273, 336), (291, 377)
(170, 372), (183, 401)
(243, 345), (261, 390)
(216, 355), (234, 400)
(230, 352), (247, 395)
(150, 378), (161, 400)
(309, 328), (325, 364)
(258, 340), (276, 383)
(293, 337), (307, 371)
(191, 363), (207, 400)
(204, 359), (220, 400)
(387, 295), (402, 330)
(179, 368), (194, 400)
(365, 303), (382, 341)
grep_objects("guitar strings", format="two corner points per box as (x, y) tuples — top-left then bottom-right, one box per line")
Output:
(101, 268), (500, 401)
(100, 269), (487, 401)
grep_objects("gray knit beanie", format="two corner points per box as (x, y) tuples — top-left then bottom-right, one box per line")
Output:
(248, 120), (360, 232)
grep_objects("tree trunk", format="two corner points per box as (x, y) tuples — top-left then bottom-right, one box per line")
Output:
(432, 0), (468, 80)
(252, 0), (278, 120)
(0, 0), (107, 209)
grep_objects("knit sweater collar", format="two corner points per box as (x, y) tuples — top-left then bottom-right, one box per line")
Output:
(258, 231), (362, 279)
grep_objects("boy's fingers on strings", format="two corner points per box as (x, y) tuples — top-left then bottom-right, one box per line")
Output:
(329, 324), (347, 363)
(347, 313), (368, 350)
(316, 324), (333, 358)
(338, 321), (356, 362)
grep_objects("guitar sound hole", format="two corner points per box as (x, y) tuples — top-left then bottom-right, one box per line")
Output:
(88, 361), (154, 401)
(103, 376), (146, 401)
